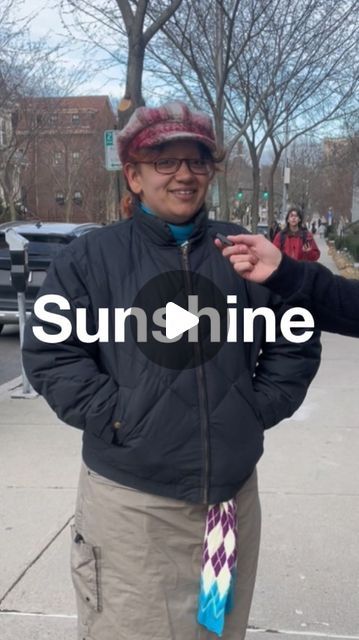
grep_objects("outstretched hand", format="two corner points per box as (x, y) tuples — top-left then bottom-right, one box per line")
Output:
(214, 234), (282, 283)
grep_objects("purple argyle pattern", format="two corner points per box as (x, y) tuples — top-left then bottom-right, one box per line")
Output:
(197, 499), (238, 636)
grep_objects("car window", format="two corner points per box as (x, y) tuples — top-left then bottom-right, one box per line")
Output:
(0, 232), (73, 259)
(21, 234), (72, 244)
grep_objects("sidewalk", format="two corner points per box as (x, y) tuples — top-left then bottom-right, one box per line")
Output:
(251, 236), (359, 638)
(315, 235), (340, 273)
(0, 238), (358, 640)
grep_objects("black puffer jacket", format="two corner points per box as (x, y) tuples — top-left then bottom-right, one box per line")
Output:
(265, 255), (359, 337)
(22, 208), (321, 504)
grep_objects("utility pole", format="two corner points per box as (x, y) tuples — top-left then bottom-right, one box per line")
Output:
(281, 105), (290, 218)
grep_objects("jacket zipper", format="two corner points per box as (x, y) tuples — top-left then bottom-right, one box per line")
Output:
(180, 241), (210, 504)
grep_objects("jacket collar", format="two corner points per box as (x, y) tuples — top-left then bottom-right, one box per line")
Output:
(132, 201), (209, 247)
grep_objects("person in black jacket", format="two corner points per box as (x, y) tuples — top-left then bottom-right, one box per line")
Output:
(215, 233), (358, 337)
(22, 102), (321, 640)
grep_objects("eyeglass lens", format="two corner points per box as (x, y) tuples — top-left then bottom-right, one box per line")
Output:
(155, 158), (213, 175)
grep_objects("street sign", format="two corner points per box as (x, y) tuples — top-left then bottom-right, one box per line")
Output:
(104, 130), (121, 171)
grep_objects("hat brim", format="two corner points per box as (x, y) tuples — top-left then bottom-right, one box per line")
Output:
(137, 130), (217, 153)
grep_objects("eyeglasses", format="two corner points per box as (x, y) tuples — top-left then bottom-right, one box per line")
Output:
(138, 158), (215, 176)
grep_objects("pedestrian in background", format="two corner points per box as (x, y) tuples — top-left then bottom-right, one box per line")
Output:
(269, 219), (280, 242)
(318, 221), (326, 239)
(22, 102), (321, 640)
(273, 207), (320, 261)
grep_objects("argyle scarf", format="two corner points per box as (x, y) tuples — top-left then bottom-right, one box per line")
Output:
(197, 499), (238, 636)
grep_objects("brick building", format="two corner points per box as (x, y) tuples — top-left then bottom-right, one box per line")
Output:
(17, 96), (118, 223)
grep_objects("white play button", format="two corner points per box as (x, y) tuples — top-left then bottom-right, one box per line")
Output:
(131, 270), (227, 369)
(165, 301), (199, 340)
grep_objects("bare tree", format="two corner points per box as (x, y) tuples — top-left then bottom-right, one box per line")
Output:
(16, 95), (117, 224)
(286, 137), (322, 216)
(60, 0), (183, 128)
(54, 0), (358, 227)
(0, 0), (91, 220)
(147, 0), (358, 227)
(31, 121), (113, 223)
(276, 128), (359, 225)
(234, 0), (359, 225)
(342, 108), (359, 170)
(146, 0), (276, 220)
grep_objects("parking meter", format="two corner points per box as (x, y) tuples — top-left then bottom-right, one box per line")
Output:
(5, 228), (29, 293)
(4, 228), (36, 397)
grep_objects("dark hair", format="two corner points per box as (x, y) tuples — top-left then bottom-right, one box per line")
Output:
(285, 207), (303, 227)
(120, 141), (225, 218)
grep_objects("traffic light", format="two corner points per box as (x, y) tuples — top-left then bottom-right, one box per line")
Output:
(262, 188), (269, 200)
(236, 189), (243, 200)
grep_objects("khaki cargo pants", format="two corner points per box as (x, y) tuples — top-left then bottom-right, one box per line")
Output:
(71, 465), (261, 640)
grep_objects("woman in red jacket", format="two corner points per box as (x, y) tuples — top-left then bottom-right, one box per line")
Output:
(273, 207), (320, 261)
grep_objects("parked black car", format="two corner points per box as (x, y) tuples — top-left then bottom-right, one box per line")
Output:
(0, 221), (102, 333)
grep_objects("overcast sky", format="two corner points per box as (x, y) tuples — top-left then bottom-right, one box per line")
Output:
(19, 0), (125, 98)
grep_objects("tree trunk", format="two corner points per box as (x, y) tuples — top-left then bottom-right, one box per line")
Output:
(117, 37), (146, 216)
(2, 172), (17, 221)
(213, 108), (229, 220)
(267, 153), (281, 225)
(65, 197), (72, 223)
(117, 36), (146, 131)
(248, 154), (260, 231)
(217, 171), (229, 220)
(8, 198), (17, 221)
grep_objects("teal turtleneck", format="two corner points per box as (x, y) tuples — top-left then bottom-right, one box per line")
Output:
(140, 202), (194, 245)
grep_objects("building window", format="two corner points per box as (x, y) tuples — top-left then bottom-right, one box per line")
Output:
(73, 190), (83, 205)
(55, 191), (65, 205)
(72, 113), (80, 124)
(54, 152), (63, 165)
(72, 151), (80, 165)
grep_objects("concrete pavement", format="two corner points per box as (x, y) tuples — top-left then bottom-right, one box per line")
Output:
(0, 235), (358, 639)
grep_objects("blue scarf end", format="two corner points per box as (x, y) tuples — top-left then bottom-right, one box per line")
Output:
(197, 574), (236, 637)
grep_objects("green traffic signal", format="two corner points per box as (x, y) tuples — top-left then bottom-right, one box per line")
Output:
(262, 189), (269, 200)
(236, 189), (243, 200)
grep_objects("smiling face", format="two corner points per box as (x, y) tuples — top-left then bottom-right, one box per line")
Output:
(124, 141), (214, 224)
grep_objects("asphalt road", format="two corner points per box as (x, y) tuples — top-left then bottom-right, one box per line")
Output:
(0, 326), (22, 385)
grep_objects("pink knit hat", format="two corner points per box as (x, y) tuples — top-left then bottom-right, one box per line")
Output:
(117, 101), (217, 163)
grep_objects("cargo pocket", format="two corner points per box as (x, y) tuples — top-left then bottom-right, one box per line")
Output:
(70, 524), (102, 616)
